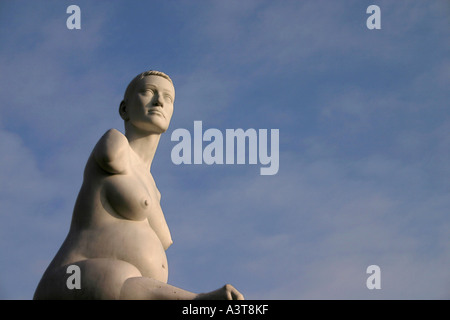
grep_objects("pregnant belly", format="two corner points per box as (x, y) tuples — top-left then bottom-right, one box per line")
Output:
(75, 219), (169, 282)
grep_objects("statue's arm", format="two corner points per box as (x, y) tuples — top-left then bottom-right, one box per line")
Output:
(94, 129), (129, 174)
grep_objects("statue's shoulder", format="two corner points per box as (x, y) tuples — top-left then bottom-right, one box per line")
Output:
(93, 129), (130, 174)
(99, 128), (128, 145)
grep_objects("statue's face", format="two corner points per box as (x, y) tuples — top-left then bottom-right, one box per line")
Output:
(125, 75), (175, 134)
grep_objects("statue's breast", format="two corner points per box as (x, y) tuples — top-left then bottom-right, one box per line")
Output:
(102, 172), (152, 221)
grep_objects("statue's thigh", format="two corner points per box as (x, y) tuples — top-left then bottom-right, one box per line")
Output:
(35, 258), (142, 300)
(76, 258), (142, 299)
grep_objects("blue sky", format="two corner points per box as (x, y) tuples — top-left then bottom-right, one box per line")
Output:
(0, 0), (449, 299)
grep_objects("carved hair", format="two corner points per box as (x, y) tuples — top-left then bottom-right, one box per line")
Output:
(123, 70), (174, 101)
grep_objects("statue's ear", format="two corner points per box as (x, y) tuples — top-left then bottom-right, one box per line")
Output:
(119, 100), (129, 121)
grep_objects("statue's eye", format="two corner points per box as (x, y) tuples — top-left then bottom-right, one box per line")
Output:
(141, 88), (154, 95)
(164, 94), (173, 103)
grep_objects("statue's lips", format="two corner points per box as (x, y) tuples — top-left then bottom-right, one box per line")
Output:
(148, 109), (165, 118)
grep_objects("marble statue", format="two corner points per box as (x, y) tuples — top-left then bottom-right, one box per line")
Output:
(34, 70), (244, 300)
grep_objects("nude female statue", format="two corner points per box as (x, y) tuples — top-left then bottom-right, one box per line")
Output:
(33, 70), (244, 300)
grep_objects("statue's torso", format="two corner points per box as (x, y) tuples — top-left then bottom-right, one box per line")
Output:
(49, 145), (171, 283)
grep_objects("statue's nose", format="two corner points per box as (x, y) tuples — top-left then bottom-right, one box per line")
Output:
(153, 93), (164, 107)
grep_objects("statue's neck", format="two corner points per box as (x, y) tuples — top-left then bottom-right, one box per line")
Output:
(125, 128), (161, 172)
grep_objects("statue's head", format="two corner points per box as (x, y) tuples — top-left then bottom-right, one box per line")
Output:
(119, 70), (175, 134)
